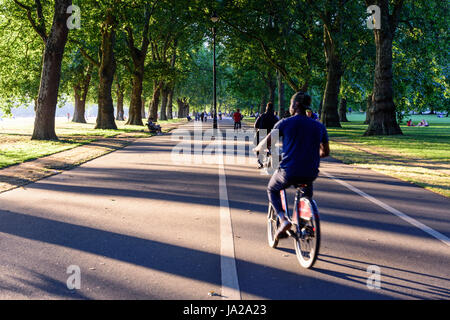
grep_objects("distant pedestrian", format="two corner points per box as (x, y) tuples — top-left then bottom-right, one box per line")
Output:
(306, 109), (319, 121)
(254, 102), (279, 168)
(233, 109), (242, 131)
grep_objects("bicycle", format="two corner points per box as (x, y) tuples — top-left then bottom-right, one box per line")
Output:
(267, 183), (321, 269)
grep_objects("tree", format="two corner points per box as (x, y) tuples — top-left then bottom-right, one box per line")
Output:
(305, 0), (370, 128)
(123, 3), (155, 125)
(13, 0), (72, 140)
(220, 1), (315, 93)
(338, 98), (348, 122)
(0, 3), (42, 116)
(277, 71), (286, 117)
(60, 49), (93, 123)
(76, 2), (119, 130)
(364, 0), (404, 135)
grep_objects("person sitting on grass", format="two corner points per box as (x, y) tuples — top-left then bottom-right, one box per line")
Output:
(417, 119), (429, 127)
(146, 118), (162, 134)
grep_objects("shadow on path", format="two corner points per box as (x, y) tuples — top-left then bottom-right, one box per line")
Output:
(0, 209), (390, 299)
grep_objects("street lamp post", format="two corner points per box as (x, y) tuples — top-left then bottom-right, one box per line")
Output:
(211, 12), (219, 129)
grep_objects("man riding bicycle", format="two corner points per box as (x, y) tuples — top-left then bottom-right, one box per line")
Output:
(254, 92), (330, 240)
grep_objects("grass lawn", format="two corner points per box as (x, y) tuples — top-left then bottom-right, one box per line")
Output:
(327, 113), (450, 197)
(246, 113), (450, 197)
(0, 117), (185, 169)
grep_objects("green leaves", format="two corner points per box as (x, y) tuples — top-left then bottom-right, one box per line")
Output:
(0, 0), (448, 120)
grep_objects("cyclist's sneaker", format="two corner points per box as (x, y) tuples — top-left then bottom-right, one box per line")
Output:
(275, 218), (292, 240)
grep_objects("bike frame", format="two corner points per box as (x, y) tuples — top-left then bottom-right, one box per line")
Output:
(280, 188), (318, 226)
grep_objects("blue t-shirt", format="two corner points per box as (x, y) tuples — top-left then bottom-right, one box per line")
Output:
(273, 114), (328, 178)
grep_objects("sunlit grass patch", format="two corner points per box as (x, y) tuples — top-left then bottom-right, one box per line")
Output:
(0, 117), (185, 169)
(328, 115), (450, 198)
(0, 134), (85, 168)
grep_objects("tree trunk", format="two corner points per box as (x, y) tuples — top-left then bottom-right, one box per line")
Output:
(364, 94), (372, 124)
(321, 59), (342, 127)
(126, 72), (144, 125)
(148, 81), (162, 121)
(72, 64), (92, 123)
(176, 99), (183, 118)
(338, 98), (348, 122)
(166, 42), (177, 120)
(267, 71), (276, 103)
(321, 27), (342, 128)
(31, 0), (71, 140)
(159, 85), (169, 121)
(72, 86), (87, 123)
(96, 10), (117, 130)
(124, 10), (150, 125)
(260, 91), (267, 114)
(115, 82), (124, 121)
(141, 97), (146, 119)
(318, 95), (323, 120)
(177, 98), (189, 118)
(167, 87), (174, 119)
(277, 71), (285, 118)
(365, 0), (402, 136)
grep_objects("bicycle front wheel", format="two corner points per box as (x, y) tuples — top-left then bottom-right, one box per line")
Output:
(294, 200), (320, 269)
(267, 204), (279, 248)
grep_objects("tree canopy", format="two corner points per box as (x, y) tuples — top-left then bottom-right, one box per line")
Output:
(0, 0), (448, 139)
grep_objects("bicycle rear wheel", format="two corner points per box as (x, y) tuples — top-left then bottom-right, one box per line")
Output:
(267, 204), (279, 248)
(294, 199), (320, 269)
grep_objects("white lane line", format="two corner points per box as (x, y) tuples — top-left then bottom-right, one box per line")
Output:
(217, 131), (241, 300)
(322, 170), (450, 247)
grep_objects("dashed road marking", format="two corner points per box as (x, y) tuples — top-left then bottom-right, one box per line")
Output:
(217, 129), (241, 300)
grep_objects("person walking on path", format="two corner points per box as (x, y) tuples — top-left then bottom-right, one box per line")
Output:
(233, 109), (242, 131)
(254, 102), (279, 168)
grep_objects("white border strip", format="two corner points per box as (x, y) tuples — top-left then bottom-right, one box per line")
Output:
(322, 170), (450, 247)
(217, 133), (241, 300)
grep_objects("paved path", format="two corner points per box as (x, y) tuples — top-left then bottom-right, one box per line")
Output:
(0, 119), (449, 299)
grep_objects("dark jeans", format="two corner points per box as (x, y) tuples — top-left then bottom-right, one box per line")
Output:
(234, 121), (241, 130)
(267, 169), (316, 216)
